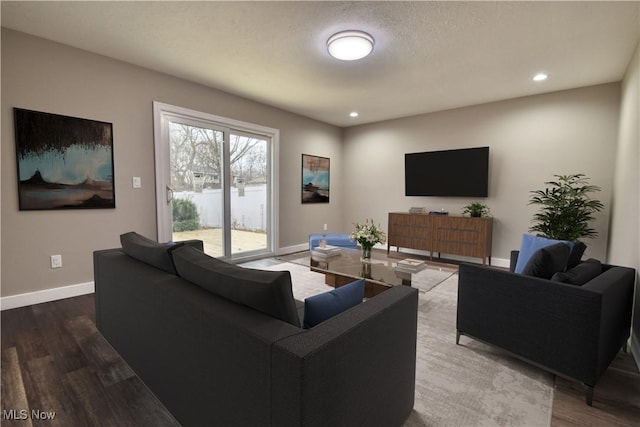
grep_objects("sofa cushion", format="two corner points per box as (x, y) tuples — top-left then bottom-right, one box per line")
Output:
(566, 241), (587, 269)
(171, 245), (300, 327)
(514, 234), (574, 274)
(551, 258), (602, 286)
(521, 242), (571, 279)
(120, 231), (182, 274)
(303, 279), (365, 329)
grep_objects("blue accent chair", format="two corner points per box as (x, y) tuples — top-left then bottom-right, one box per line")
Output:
(309, 233), (357, 251)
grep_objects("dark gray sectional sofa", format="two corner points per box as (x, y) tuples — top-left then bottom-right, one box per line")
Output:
(94, 235), (419, 427)
(457, 252), (635, 406)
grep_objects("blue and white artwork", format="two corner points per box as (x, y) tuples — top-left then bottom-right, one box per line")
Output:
(302, 154), (329, 204)
(14, 109), (115, 210)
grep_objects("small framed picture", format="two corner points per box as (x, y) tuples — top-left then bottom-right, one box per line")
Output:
(301, 154), (329, 204)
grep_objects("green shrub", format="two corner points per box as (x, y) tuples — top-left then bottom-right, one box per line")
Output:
(172, 198), (200, 232)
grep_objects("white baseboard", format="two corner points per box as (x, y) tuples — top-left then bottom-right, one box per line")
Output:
(276, 243), (309, 256)
(386, 246), (510, 268)
(0, 281), (94, 311)
(436, 254), (509, 268)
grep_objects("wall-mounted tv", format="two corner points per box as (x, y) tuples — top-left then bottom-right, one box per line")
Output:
(405, 147), (489, 197)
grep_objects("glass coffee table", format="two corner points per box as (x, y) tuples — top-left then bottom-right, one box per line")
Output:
(309, 248), (416, 298)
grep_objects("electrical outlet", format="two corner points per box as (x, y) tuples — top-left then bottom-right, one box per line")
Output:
(323, 223), (328, 231)
(50, 254), (62, 269)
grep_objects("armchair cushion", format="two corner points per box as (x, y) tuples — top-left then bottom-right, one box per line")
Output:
(521, 242), (571, 279)
(567, 241), (587, 269)
(552, 258), (602, 286)
(514, 234), (574, 274)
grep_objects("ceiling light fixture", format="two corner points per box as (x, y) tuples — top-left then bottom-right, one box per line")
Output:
(533, 73), (548, 81)
(349, 111), (359, 118)
(327, 30), (374, 61)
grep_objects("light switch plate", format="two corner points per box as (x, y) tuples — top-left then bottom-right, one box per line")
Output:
(132, 176), (141, 188)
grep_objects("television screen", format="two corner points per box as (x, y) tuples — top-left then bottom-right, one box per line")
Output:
(405, 147), (489, 197)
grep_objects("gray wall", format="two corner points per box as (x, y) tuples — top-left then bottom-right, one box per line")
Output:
(608, 41), (640, 361)
(342, 84), (622, 262)
(1, 29), (343, 297)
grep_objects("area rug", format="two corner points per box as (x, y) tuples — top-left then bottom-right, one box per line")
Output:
(264, 262), (554, 427)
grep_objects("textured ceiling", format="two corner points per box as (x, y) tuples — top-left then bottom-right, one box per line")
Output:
(2, 1), (639, 127)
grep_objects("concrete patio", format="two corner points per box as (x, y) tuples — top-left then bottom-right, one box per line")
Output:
(173, 228), (267, 257)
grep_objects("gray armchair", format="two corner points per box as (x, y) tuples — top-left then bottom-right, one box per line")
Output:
(456, 254), (635, 405)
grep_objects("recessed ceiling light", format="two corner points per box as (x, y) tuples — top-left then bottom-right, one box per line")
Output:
(349, 111), (359, 118)
(533, 73), (548, 81)
(327, 30), (374, 61)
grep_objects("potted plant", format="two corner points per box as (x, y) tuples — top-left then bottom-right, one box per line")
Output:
(528, 174), (604, 241)
(462, 202), (490, 218)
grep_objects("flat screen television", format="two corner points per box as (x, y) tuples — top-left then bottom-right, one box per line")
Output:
(405, 147), (489, 197)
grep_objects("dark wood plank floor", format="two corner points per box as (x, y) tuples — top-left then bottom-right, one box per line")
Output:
(2, 278), (639, 426)
(1, 294), (179, 427)
(551, 352), (640, 426)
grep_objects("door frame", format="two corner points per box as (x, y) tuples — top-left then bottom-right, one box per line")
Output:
(152, 101), (280, 258)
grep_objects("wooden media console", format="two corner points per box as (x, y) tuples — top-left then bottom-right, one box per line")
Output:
(387, 212), (493, 265)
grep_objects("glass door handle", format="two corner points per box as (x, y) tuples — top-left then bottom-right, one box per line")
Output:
(166, 185), (174, 205)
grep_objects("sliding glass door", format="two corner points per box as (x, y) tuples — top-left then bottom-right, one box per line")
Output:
(168, 119), (226, 255)
(228, 132), (269, 255)
(154, 102), (277, 259)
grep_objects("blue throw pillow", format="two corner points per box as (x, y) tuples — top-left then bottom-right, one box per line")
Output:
(303, 279), (365, 329)
(514, 234), (574, 274)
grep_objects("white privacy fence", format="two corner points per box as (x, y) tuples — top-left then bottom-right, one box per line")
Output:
(174, 184), (267, 232)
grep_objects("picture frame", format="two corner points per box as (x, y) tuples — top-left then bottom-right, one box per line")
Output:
(301, 154), (330, 204)
(14, 108), (115, 210)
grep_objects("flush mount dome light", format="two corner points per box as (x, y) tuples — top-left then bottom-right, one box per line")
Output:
(327, 30), (374, 61)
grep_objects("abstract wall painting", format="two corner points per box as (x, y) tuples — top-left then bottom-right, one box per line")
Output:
(14, 108), (115, 210)
(301, 154), (329, 204)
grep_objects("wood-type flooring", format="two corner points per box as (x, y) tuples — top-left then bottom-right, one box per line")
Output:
(1, 272), (639, 426)
(1, 294), (179, 427)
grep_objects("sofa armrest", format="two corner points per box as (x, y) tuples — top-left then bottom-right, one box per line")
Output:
(582, 266), (635, 377)
(457, 263), (606, 385)
(271, 285), (418, 427)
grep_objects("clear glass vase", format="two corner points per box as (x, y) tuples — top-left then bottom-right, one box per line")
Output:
(361, 246), (372, 260)
(360, 261), (372, 278)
